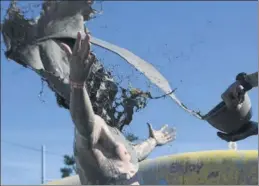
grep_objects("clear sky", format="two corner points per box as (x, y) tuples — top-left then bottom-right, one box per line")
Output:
(1, 1), (258, 185)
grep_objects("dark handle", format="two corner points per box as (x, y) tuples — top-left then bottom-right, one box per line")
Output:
(236, 72), (253, 92)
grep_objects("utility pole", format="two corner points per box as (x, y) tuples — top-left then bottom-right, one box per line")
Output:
(41, 145), (46, 184)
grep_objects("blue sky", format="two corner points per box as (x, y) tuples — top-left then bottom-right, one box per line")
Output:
(1, 1), (258, 185)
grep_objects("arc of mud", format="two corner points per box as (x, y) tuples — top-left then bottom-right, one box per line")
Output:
(90, 37), (203, 120)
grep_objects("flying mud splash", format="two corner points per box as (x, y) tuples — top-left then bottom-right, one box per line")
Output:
(90, 36), (203, 119)
(1, 0), (203, 121)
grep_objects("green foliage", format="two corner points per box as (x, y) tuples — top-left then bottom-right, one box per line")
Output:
(124, 132), (139, 142)
(63, 155), (75, 166)
(60, 155), (76, 178)
(60, 167), (73, 178)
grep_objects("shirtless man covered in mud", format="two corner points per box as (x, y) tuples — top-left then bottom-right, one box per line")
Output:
(1, 1), (176, 184)
(61, 31), (176, 185)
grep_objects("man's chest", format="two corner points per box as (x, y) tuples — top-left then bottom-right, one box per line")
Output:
(74, 127), (138, 164)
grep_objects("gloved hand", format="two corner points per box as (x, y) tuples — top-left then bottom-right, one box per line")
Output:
(221, 72), (253, 109)
(217, 121), (258, 142)
(221, 81), (246, 110)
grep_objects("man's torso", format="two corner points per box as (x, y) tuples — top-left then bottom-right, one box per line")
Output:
(74, 122), (139, 184)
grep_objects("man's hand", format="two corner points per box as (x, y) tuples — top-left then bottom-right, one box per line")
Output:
(132, 123), (176, 162)
(147, 123), (176, 146)
(61, 31), (94, 83)
(221, 81), (246, 110)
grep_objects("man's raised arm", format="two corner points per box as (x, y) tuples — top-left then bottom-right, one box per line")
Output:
(70, 81), (95, 137)
(61, 32), (95, 138)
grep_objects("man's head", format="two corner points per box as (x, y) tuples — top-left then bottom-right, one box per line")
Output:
(2, 1), (150, 130)
(2, 0), (93, 63)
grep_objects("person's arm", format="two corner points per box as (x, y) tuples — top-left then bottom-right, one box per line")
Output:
(60, 31), (96, 139)
(246, 72), (258, 88)
(133, 138), (157, 162)
(236, 71), (258, 91)
(70, 82), (95, 138)
(133, 123), (176, 162)
(222, 71), (258, 109)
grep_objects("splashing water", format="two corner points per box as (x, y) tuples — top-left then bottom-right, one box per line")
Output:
(228, 141), (238, 151)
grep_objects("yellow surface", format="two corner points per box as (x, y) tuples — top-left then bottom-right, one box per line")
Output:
(46, 150), (258, 185)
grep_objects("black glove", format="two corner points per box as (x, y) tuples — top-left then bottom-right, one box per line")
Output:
(217, 121), (258, 142)
(236, 72), (253, 92)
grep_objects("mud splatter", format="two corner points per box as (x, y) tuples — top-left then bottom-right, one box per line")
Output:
(170, 162), (184, 174)
(207, 171), (219, 179)
(185, 161), (203, 174)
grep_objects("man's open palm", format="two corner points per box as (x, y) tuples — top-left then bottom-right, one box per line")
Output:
(61, 31), (93, 83)
(147, 123), (176, 146)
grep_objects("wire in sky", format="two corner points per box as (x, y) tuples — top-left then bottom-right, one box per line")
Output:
(1, 140), (64, 157)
